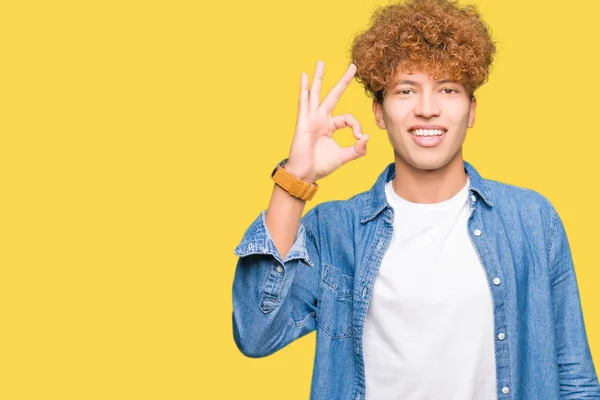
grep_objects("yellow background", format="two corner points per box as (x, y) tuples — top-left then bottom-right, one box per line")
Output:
(1, 0), (598, 398)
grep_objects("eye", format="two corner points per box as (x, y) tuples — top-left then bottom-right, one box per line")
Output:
(441, 88), (458, 94)
(396, 89), (415, 95)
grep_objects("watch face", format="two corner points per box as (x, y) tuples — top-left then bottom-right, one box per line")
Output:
(271, 158), (288, 177)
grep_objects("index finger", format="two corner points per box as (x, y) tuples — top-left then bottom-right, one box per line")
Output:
(320, 63), (357, 114)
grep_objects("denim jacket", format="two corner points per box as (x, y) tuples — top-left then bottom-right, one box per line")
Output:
(232, 161), (599, 399)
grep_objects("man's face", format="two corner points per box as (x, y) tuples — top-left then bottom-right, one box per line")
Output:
(373, 69), (477, 172)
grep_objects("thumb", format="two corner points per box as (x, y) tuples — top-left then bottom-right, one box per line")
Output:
(340, 134), (370, 165)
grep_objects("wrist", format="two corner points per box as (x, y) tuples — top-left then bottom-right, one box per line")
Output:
(283, 161), (315, 184)
(271, 158), (319, 201)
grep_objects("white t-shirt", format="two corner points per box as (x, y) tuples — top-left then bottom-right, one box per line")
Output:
(363, 179), (497, 400)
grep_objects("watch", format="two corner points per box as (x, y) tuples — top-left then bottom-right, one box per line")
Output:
(271, 158), (319, 201)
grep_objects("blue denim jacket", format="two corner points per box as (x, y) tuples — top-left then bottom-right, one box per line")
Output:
(232, 161), (599, 399)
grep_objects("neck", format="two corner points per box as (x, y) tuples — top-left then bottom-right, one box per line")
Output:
(391, 151), (468, 204)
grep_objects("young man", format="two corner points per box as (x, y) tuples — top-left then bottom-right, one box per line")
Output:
(232, 0), (599, 398)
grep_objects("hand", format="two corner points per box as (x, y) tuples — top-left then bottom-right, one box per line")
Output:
(285, 60), (370, 183)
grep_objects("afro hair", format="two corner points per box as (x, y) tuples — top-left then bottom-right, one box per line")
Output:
(351, 0), (496, 102)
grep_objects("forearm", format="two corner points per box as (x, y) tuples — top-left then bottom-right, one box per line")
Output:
(265, 183), (306, 260)
(232, 254), (309, 358)
(553, 283), (600, 398)
(232, 210), (320, 358)
(548, 207), (600, 397)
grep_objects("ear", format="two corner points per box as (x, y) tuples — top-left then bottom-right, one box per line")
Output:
(372, 99), (386, 130)
(468, 96), (477, 128)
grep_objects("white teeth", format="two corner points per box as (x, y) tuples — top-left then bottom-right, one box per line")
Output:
(411, 129), (445, 137)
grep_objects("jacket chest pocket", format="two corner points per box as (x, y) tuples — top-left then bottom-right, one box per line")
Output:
(318, 264), (354, 339)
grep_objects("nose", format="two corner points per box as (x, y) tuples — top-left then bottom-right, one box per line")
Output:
(414, 92), (441, 118)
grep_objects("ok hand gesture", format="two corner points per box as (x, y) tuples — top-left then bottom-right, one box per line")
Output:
(285, 61), (370, 183)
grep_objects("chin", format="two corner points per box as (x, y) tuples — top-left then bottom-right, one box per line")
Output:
(403, 154), (454, 172)
(411, 162), (447, 172)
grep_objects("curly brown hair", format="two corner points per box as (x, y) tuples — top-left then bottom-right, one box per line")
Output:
(351, 0), (496, 102)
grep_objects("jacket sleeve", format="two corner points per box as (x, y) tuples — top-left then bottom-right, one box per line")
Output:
(548, 206), (600, 398)
(231, 208), (321, 358)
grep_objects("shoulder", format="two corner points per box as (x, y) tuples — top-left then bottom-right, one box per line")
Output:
(483, 178), (560, 234)
(486, 178), (554, 211)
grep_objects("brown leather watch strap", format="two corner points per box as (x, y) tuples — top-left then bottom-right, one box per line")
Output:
(271, 161), (318, 201)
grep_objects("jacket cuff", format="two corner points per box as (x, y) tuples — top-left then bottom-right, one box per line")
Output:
(234, 211), (313, 267)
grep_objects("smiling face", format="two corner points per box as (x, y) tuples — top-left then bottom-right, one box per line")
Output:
(373, 69), (477, 173)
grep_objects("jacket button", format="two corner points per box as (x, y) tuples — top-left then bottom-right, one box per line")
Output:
(502, 387), (510, 395)
(498, 332), (506, 341)
(276, 266), (283, 273)
(474, 229), (482, 236)
(493, 277), (501, 286)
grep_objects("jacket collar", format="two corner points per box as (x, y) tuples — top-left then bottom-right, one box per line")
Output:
(360, 161), (494, 224)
